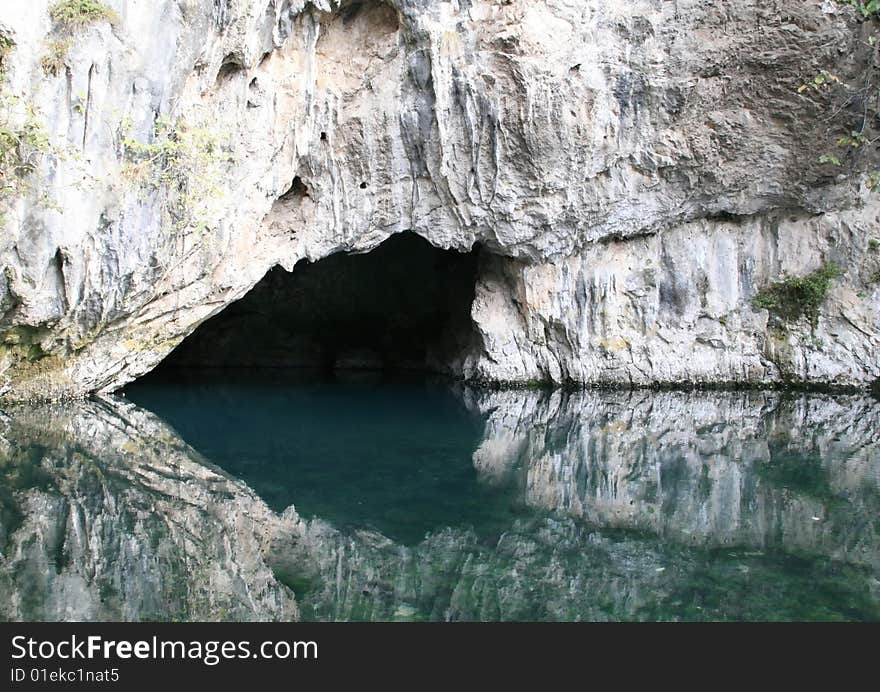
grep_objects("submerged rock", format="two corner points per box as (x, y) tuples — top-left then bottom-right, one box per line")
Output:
(0, 1), (877, 398)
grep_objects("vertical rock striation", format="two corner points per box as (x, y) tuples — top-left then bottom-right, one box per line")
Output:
(0, 0), (878, 398)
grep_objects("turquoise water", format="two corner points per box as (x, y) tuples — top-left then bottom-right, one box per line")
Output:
(124, 372), (521, 544)
(1, 373), (878, 621)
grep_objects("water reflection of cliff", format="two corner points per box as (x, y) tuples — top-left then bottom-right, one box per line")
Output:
(0, 400), (299, 621)
(300, 389), (880, 621)
(0, 387), (878, 621)
(468, 389), (880, 568)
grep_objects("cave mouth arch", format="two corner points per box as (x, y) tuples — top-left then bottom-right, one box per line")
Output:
(143, 232), (482, 381)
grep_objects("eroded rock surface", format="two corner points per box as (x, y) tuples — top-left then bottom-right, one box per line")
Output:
(0, 1), (878, 398)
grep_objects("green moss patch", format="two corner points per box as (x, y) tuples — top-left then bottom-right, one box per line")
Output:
(40, 39), (72, 76)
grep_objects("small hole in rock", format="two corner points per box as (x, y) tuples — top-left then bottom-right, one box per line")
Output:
(279, 176), (309, 202)
(216, 53), (245, 83)
(359, 182), (367, 189)
(320, 132), (327, 141)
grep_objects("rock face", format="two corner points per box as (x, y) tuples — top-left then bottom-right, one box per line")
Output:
(0, 0), (879, 398)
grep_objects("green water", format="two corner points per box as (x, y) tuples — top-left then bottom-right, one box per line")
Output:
(0, 373), (878, 621)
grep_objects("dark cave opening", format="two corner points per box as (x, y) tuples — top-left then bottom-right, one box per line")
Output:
(143, 232), (481, 379)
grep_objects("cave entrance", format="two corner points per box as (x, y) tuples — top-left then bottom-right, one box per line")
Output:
(144, 232), (481, 379)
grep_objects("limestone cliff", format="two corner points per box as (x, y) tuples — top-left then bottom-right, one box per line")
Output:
(1, 0), (879, 399)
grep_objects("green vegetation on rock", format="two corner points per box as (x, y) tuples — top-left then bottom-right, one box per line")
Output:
(49, 0), (118, 33)
(0, 94), (52, 223)
(838, 0), (880, 18)
(805, 3), (880, 186)
(44, 1), (116, 69)
(0, 29), (13, 78)
(0, 30), (71, 228)
(752, 263), (843, 328)
(40, 39), (72, 77)
(120, 114), (231, 232)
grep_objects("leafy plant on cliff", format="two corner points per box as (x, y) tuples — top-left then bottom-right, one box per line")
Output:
(802, 3), (880, 187)
(45, 1), (117, 69)
(0, 29), (14, 78)
(119, 114), (232, 232)
(40, 39), (73, 77)
(0, 97), (50, 184)
(48, 0), (118, 33)
(0, 31), (87, 229)
(838, 1), (880, 18)
(0, 93), (53, 223)
(751, 263), (843, 329)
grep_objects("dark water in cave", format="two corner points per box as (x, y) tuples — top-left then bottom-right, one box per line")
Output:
(1, 374), (879, 621)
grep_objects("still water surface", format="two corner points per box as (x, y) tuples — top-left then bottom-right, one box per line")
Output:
(1, 372), (878, 621)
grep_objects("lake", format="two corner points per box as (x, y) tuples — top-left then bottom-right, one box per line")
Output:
(1, 371), (878, 621)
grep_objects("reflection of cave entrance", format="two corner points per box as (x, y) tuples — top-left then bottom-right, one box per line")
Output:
(148, 232), (481, 377)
